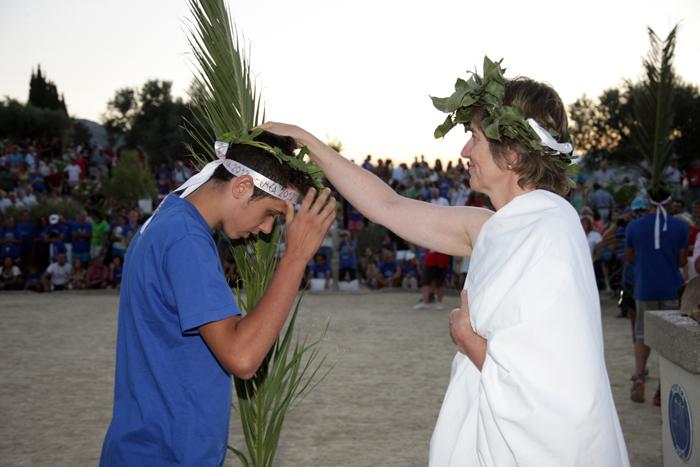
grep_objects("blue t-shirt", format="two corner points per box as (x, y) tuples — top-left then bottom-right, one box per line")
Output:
(379, 260), (398, 278)
(625, 213), (688, 301)
(17, 222), (37, 253)
(311, 262), (331, 278)
(0, 227), (21, 258)
(100, 195), (240, 467)
(401, 263), (418, 278)
(70, 221), (92, 254)
(338, 240), (357, 269)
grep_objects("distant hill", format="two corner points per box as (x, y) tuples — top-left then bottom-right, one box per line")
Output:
(76, 118), (109, 147)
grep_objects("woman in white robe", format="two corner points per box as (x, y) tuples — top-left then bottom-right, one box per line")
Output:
(261, 61), (630, 466)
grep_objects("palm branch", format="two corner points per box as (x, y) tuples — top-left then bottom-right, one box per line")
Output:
(183, 0), (328, 465)
(630, 25), (678, 196)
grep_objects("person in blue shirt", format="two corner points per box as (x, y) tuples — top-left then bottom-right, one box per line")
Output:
(16, 211), (37, 264)
(0, 216), (22, 261)
(625, 193), (687, 405)
(337, 231), (357, 282)
(307, 253), (332, 289)
(377, 250), (402, 288)
(70, 211), (92, 263)
(99, 131), (335, 467)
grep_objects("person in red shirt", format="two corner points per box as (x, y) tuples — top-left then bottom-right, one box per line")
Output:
(414, 249), (450, 310)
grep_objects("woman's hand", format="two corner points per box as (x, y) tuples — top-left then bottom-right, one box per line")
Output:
(449, 290), (487, 370)
(259, 122), (318, 149)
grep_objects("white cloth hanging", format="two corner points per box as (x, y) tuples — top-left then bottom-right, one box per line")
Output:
(430, 190), (629, 467)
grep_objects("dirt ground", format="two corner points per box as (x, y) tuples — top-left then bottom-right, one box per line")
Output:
(0, 290), (661, 467)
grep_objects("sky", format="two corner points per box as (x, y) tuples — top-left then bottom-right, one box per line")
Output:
(2, 0), (699, 163)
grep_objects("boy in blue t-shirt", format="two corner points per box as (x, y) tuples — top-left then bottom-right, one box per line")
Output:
(99, 131), (335, 467)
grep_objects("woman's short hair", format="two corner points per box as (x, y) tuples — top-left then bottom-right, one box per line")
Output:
(479, 77), (571, 196)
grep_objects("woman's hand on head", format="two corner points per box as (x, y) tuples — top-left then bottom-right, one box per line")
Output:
(259, 122), (315, 148)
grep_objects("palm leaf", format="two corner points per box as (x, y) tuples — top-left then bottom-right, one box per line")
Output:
(630, 25), (678, 194)
(184, 0), (329, 465)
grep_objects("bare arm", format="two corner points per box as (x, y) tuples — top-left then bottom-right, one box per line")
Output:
(261, 122), (493, 256)
(200, 189), (336, 379)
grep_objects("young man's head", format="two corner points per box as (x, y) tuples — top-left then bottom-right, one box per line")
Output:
(204, 130), (317, 239)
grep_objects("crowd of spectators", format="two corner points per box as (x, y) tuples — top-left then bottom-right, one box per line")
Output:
(2, 137), (699, 317)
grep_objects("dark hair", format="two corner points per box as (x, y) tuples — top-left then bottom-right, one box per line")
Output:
(209, 130), (316, 199)
(477, 77), (571, 196)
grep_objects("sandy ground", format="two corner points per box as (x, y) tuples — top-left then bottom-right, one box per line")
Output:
(0, 290), (661, 467)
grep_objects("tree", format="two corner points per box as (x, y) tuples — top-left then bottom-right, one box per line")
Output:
(101, 150), (157, 202)
(102, 81), (190, 165)
(28, 65), (67, 114)
(629, 25), (678, 196)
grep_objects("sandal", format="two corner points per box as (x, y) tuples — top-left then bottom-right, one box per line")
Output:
(629, 368), (649, 382)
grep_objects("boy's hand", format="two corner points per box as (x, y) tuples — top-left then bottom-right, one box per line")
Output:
(284, 187), (336, 263)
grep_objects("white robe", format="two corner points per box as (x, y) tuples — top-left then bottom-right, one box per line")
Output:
(430, 190), (630, 467)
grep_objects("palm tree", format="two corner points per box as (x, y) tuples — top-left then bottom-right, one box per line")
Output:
(630, 25), (678, 200)
(184, 1), (328, 465)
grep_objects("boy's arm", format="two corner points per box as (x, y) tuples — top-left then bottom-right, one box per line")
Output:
(200, 188), (336, 379)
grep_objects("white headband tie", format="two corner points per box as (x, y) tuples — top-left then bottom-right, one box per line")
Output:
(140, 141), (299, 233)
(649, 196), (671, 250)
(527, 118), (573, 155)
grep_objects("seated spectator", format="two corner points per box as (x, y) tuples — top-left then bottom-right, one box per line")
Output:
(110, 256), (123, 289)
(0, 257), (23, 290)
(400, 252), (419, 289)
(70, 211), (92, 264)
(337, 231), (357, 282)
(0, 216), (22, 262)
(307, 253), (331, 290)
(43, 252), (72, 292)
(24, 264), (44, 292)
(377, 251), (402, 288)
(69, 258), (88, 290)
(86, 256), (110, 289)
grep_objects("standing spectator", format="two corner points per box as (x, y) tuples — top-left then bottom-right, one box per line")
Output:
(172, 161), (192, 185)
(588, 183), (615, 223)
(0, 191), (11, 211)
(626, 195), (688, 405)
(91, 212), (110, 258)
(686, 159), (700, 201)
(345, 202), (365, 232)
(337, 231), (357, 282)
(110, 216), (128, 259)
(664, 159), (682, 199)
(16, 211), (37, 265)
(591, 159), (615, 187)
(64, 159), (82, 190)
(0, 217), (22, 263)
(20, 186), (38, 206)
(43, 252), (72, 291)
(414, 249), (449, 310)
(361, 155), (373, 171)
(71, 211), (92, 264)
(0, 256), (23, 290)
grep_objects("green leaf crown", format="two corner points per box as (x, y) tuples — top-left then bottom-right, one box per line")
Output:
(218, 127), (325, 190)
(431, 56), (574, 167)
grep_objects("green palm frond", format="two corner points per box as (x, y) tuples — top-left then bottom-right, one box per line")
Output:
(184, 1), (328, 465)
(630, 25), (678, 194)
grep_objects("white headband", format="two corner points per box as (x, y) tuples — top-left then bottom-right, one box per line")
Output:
(527, 118), (573, 155)
(139, 142), (299, 234)
(171, 141), (299, 202)
(649, 196), (672, 250)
